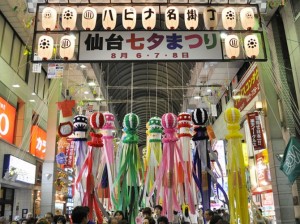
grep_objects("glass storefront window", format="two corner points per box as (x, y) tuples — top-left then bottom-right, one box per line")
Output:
(1, 23), (13, 64)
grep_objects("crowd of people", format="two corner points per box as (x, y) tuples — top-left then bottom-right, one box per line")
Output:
(2, 204), (271, 224)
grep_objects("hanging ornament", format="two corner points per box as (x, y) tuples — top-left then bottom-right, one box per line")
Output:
(184, 7), (198, 30)
(222, 7), (236, 30)
(224, 108), (249, 224)
(142, 6), (156, 30)
(73, 114), (88, 140)
(88, 112), (105, 147)
(203, 6), (218, 30)
(240, 7), (255, 30)
(244, 34), (259, 58)
(122, 7), (136, 30)
(113, 113), (142, 223)
(82, 7), (97, 31)
(42, 7), (57, 31)
(58, 121), (73, 137)
(165, 6), (179, 30)
(37, 35), (54, 60)
(59, 35), (75, 60)
(225, 35), (240, 59)
(102, 7), (117, 30)
(62, 7), (77, 31)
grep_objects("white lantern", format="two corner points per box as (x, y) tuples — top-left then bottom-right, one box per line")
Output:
(102, 7), (117, 30)
(225, 35), (240, 59)
(203, 6), (218, 30)
(62, 7), (77, 31)
(165, 6), (179, 30)
(244, 34), (259, 58)
(240, 7), (255, 30)
(37, 35), (54, 60)
(82, 7), (97, 31)
(142, 6), (156, 30)
(122, 7), (136, 30)
(42, 7), (57, 31)
(222, 7), (236, 30)
(184, 7), (198, 30)
(59, 35), (75, 60)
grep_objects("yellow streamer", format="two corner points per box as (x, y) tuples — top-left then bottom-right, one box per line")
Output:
(225, 108), (250, 224)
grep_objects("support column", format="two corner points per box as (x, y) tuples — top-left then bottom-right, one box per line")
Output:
(258, 24), (295, 223)
(41, 79), (61, 216)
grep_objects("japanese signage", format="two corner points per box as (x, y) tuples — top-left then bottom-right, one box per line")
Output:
(247, 112), (266, 150)
(0, 97), (16, 144)
(255, 151), (271, 187)
(65, 139), (75, 168)
(3, 154), (36, 184)
(79, 31), (222, 61)
(30, 125), (47, 160)
(234, 65), (260, 111)
(47, 63), (64, 79)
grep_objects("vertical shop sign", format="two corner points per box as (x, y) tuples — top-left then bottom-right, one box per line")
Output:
(255, 151), (271, 186)
(65, 139), (75, 168)
(30, 125), (47, 159)
(234, 65), (260, 111)
(247, 112), (266, 150)
(0, 97), (16, 144)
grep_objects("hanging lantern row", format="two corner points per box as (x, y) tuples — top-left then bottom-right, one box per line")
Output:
(37, 33), (259, 60)
(42, 6), (256, 31)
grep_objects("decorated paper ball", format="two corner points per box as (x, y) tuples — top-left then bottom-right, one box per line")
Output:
(149, 116), (162, 129)
(192, 108), (208, 125)
(73, 115), (88, 132)
(89, 112), (105, 129)
(103, 112), (115, 129)
(123, 113), (140, 129)
(178, 112), (191, 123)
(224, 108), (240, 124)
(162, 113), (177, 129)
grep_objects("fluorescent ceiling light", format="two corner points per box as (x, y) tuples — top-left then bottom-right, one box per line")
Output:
(12, 84), (20, 88)
(84, 91), (89, 95)
(194, 96), (201, 99)
(88, 81), (96, 86)
(31, 92), (36, 95)
(220, 33), (228, 39)
(29, 99), (35, 102)
(80, 64), (87, 69)
(95, 97), (102, 101)
(207, 89), (212, 93)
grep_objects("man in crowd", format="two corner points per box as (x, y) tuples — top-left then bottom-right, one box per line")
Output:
(153, 205), (163, 222)
(204, 210), (214, 224)
(157, 216), (168, 224)
(71, 206), (89, 224)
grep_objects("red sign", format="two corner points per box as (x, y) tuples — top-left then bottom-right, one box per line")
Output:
(30, 125), (47, 159)
(247, 112), (266, 150)
(0, 97), (16, 144)
(65, 139), (75, 168)
(234, 66), (260, 111)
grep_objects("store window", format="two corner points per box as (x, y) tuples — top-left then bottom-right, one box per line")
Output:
(0, 187), (14, 221)
(1, 23), (13, 64)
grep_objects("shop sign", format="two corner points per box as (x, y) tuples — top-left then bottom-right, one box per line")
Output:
(30, 125), (47, 160)
(65, 139), (75, 168)
(255, 151), (271, 187)
(280, 137), (300, 183)
(234, 65), (260, 111)
(2, 154), (36, 184)
(79, 31), (222, 61)
(47, 63), (64, 79)
(0, 97), (16, 144)
(247, 112), (266, 150)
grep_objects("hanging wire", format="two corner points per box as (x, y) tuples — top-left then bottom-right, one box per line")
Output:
(131, 62), (134, 113)
(106, 63), (109, 111)
(166, 62), (169, 112)
(181, 62), (184, 110)
(156, 63), (158, 115)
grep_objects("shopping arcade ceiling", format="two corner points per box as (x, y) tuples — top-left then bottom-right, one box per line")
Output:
(0, 0), (280, 146)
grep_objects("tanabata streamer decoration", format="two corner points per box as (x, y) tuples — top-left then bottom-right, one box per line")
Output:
(224, 108), (249, 224)
(143, 117), (162, 205)
(75, 112), (104, 223)
(151, 113), (195, 221)
(113, 113), (143, 223)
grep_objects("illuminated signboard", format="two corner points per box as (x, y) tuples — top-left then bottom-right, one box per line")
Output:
(3, 154), (36, 184)
(30, 125), (47, 160)
(0, 97), (16, 144)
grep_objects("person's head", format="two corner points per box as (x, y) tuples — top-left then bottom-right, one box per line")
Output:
(36, 218), (50, 224)
(21, 219), (27, 224)
(26, 218), (36, 224)
(11, 221), (19, 224)
(210, 215), (223, 224)
(107, 217), (118, 224)
(26, 213), (33, 220)
(258, 208), (263, 215)
(114, 211), (124, 221)
(45, 213), (53, 223)
(157, 216), (168, 224)
(71, 206), (89, 224)
(204, 209), (214, 221)
(142, 217), (155, 224)
(117, 221), (128, 224)
(57, 216), (66, 224)
(142, 207), (152, 218)
(154, 205), (163, 217)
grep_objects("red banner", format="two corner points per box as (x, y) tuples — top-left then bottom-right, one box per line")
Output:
(234, 66), (260, 111)
(30, 125), (47, 159)
(0, 97), (16, 144)
(247, 112), (266, 150)
(255, 151), (271, 187)
(65, 139), (75, 168)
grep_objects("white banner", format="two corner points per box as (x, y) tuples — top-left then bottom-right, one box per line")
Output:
(79, 31), (222, 61)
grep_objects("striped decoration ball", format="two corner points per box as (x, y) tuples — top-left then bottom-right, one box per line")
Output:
(123, 113), (140, 129)
(192, 108), (208, 125)
(224, 108), (240, 124)
(89, 112), (105, 129)
(162, 113), (177, 129)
